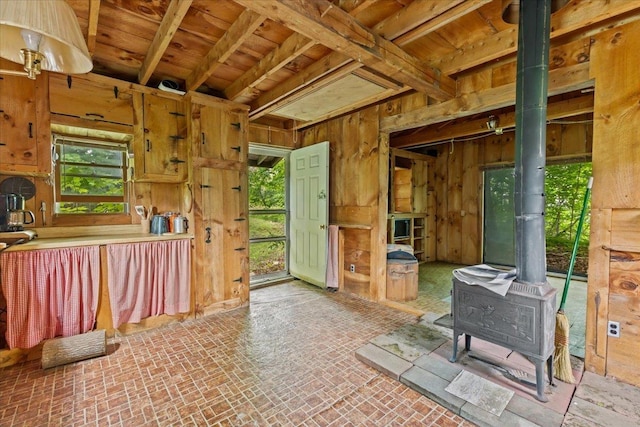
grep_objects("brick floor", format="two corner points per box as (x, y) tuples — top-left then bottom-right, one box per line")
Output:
(0, 281), (474, 426)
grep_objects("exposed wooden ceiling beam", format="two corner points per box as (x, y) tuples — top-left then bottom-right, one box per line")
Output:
(225, 0), (372, 102)
(391, 94), (595, 148)
(381, 62), (593, 133)
(225, 33), (316, 101)
(437, 0), (640, 75)
(235, 0), (455, 101)
(87, 0), (101, 54)
(186, 10), (266, 91)
(247, 0), (484, 119)
(391, 0), (491, 46)
(373, 0), (468, 41)
(137, 0), (193, 85)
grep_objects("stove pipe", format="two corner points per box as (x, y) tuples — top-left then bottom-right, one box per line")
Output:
(514, 0), (552, 285)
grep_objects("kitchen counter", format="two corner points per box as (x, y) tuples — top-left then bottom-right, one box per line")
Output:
(1, 232), (194, 252)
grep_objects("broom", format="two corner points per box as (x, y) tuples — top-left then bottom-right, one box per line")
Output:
(553, 176), (593, 383)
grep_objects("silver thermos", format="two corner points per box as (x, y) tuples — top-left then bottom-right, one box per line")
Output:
(173, 216), (188, 234)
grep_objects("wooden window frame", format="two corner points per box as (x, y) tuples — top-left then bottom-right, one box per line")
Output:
(52, 134), (131, 225)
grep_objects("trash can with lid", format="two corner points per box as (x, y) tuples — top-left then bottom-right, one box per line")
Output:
(386, 248), (418, 301)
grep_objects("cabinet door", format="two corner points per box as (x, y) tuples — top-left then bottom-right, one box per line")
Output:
(49, 75), (133, 125)
(0, 74), (38, 168)
(194, 167), (248, 313)
(133, 93), (187, 182)
(199, 106), (246, 161)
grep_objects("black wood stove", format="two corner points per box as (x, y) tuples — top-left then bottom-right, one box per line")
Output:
(449, 279), (556, 402)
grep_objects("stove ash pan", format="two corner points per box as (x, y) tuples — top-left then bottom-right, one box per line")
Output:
(449, 278), (557, 402)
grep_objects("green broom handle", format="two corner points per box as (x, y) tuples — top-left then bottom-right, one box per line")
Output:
(559, 176), (593, 311)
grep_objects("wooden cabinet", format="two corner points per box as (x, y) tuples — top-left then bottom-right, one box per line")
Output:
(198, 105), (246, 161)
(190, 95), (250, 315)
(0, 69), (49, 172)
(193, 167), (248, 314)
(49, 74), (133, 127)
(132, 92), (187, 182)
(190, 95), (248, 163)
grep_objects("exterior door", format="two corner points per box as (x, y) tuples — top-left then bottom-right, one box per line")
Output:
(289, 141), (329, 287)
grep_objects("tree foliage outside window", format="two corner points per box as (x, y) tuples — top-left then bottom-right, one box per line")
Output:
(249, 160), (285, 210)
(54, 136), (129, 214)
(248, 159), (287, 277)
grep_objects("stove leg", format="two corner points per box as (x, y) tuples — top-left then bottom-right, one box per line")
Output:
(547, 355), (555, 386)
(450, 331), (459, 362)
(534, 359), (549, 402)
(464, 334), (471, 351)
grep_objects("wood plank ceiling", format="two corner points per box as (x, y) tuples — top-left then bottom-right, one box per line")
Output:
(64, 0), (637, 142)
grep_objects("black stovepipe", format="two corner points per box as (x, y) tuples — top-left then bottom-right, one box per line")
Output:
(514, 0), (552, 285)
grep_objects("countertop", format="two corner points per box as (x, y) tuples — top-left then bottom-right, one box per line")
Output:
(0, 232), (194, 252)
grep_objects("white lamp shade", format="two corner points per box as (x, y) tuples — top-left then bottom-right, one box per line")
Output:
(0, 0), (92, 74)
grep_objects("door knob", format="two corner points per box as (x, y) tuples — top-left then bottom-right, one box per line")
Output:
(320, 224), (326, 230)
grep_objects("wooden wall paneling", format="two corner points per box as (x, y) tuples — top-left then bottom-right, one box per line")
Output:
(546, 124), (562, 157)
(559, 120), (590, 156)
(585, 19), (640, 380)
(376, 131), (390, 300)
(357, 108), (379, 208)
(590, 20), (640, 209)
(446, 142), (463, 263)
(342, 228), (372, 298)
(461, 141), (480, 265)
(248, 123), (295, 148)
(327, 119), (343, 207)
(500, 133), (515, 162)
(435, 146), (448, 261)
(412, 159), (428, 214)
(607, 249), (640, 386)
(341, 113), (360, 206)
(482, 135), (503, 164)
(426, 189), (436, 262)
(610, 209), (640, 250)
(458, 68), (492, 95)
(585, 208), (611, 375)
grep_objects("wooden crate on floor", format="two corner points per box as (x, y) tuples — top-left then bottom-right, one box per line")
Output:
(386, 259), (418, 301)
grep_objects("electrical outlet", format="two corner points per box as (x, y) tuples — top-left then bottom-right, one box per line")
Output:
(350, 264), (356, 273)
(607, 320), (620, 338)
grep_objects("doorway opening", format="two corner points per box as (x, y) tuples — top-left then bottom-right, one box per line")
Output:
(248, 144), (291, 288)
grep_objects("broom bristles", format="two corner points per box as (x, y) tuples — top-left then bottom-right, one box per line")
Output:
(553, 311), (575, 384)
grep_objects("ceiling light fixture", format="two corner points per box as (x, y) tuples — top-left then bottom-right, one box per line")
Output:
(0, 0), (92, 79)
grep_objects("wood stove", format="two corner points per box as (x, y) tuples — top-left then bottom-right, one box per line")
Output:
(449, 278), (556, 401)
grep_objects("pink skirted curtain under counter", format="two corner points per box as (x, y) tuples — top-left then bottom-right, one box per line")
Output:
(0, 246), (100, 349)
(106, 239), (191, 328)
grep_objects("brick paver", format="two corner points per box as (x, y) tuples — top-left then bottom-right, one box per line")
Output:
(0, 281), (473, 426)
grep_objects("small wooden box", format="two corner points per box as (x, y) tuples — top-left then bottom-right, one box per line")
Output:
(386, 259), (418, 301)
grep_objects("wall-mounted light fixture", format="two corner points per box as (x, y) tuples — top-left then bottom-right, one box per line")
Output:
(0, 0), (92, 79)
(486, 115), (504, 135)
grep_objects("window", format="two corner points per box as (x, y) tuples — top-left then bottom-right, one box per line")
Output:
(483, 161), (592, 274)
(53, 134), (129, 215)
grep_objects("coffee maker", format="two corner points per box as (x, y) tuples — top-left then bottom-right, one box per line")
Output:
(0, 193), (35, 232)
